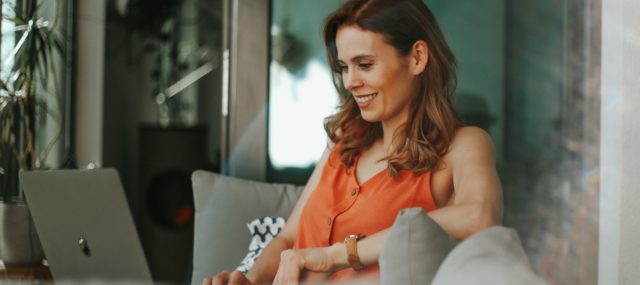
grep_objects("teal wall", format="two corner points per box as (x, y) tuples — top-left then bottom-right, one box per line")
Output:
(425, 0), (507, 166)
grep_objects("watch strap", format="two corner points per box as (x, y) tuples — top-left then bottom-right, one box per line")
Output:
(345, 234), (366, 271)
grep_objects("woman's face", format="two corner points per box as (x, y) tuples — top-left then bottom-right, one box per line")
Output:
(336, 25), (419, 127)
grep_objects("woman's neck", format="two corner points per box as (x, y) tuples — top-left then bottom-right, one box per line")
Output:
(380, 116), (409, 154)
(380, 129), (404, 156)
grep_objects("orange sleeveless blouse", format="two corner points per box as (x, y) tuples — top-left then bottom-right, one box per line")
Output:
(293, 148), (439, 282)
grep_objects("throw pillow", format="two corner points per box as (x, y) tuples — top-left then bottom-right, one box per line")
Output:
(236, 216), (286, 273)
(379, 208), (458, 285)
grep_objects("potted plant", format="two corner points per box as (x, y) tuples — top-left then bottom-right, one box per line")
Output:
(0, 0), (68, 266)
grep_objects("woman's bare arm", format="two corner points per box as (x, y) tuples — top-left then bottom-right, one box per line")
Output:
(440, 126), (503, 238)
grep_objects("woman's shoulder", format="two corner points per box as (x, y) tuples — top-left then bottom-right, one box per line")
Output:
(452, 125), (492, 142)
(445, 126), (495, 162)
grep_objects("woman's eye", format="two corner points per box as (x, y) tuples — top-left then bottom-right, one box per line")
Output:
(359, 63), (373, 69)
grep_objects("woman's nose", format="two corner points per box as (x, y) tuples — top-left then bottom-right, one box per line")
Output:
(344, 70), (363, 91)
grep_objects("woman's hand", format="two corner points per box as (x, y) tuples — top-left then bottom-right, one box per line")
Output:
(272, 247), (336, 285)
(202, 270), (252, 285)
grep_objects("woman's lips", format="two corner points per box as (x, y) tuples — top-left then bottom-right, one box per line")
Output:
(354, 93), (377, 108)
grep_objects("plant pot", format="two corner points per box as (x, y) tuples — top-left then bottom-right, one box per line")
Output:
(0, 202), (45, 266)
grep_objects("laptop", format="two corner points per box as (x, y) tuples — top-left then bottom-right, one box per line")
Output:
(19, 168), (153, 284)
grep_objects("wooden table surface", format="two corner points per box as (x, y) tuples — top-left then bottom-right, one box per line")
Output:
(0, 265), (52, 283)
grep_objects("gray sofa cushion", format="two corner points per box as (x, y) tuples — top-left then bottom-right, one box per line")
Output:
(432, 226), (547, 285)
(379, 208), (458, 285)
(190, 171), (304, 284)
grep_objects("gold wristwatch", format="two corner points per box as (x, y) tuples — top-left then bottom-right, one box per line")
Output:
(344, 234), (366, 271)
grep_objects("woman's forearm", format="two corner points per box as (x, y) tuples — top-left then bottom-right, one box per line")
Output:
(326, 202), (498, 271)
(326, 228), (390, 271)
(246, 236), (294, 284)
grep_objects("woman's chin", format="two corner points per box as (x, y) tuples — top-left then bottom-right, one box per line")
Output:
(359, 112), (380, 123)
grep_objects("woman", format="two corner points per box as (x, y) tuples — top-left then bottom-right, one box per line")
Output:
(205, 0), (502, 284)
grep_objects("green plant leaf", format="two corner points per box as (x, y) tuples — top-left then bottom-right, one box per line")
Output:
(52, 33), (65, 58)
(1, 0), (67, 193)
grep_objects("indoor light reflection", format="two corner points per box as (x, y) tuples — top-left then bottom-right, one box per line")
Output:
(268, 59), (338, 169)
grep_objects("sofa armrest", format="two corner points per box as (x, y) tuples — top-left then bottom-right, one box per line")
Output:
(432, 226), (547, 285)
(190, 170), (304, 284)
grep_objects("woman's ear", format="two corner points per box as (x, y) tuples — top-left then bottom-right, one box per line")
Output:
(410, 40), (429, 76)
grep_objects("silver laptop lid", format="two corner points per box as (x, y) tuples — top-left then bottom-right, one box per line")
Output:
(20, 168), (152, 283)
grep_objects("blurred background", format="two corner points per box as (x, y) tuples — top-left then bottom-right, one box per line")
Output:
(0, 0), (611, 284)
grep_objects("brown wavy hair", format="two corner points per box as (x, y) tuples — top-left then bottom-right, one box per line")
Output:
(323, 0), (459, 177)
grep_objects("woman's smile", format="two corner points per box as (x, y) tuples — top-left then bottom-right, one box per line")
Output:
(354, 93), (378, 108)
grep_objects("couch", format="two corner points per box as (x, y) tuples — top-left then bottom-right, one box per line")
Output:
(190, 170), (546, 285)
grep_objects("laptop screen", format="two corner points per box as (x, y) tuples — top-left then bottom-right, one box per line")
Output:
(20, 169), (153, 283)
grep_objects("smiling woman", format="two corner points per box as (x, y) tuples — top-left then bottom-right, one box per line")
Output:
(203, 0), (502, 284)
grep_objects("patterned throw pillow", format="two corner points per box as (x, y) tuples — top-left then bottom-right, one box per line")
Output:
(236, 216), (286, 273)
